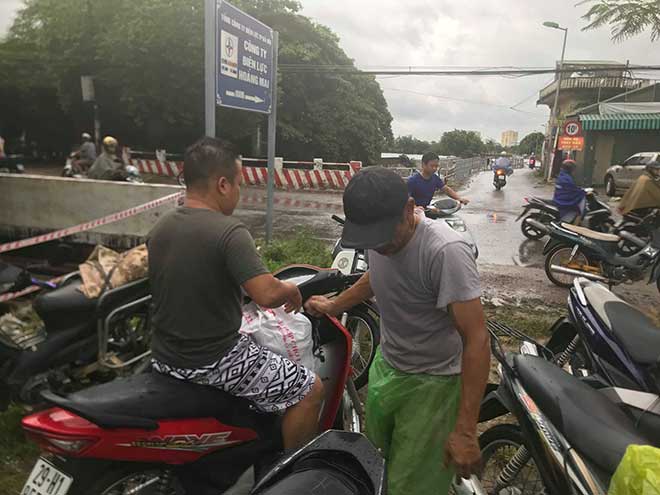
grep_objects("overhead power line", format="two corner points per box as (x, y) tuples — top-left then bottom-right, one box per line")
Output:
(279, 64), (660, 76)
(380, 87), (547, 116)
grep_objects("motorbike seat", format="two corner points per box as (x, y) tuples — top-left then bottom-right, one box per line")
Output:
(560, 223), (620, 243)
(42, 372), (280, 438)
(583, 282), (660, 364)
(514, 354), (651, 474)
(33, 278), (96, 327)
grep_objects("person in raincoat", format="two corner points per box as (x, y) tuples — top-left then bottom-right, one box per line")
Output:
(88, 136), (126, 180)
(553, 159), (586, 223)
(618, 161), (660, 215)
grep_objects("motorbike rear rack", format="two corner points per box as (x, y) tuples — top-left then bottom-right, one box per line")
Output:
(98, 295), (152, 370)
(486, 320), (553, 360)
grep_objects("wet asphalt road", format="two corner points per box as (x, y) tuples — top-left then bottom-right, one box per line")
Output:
(235, 167), (557, 267)
(458, 167), (554, 267)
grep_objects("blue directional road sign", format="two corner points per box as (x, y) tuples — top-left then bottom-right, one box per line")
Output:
(217, 1), (274, 114)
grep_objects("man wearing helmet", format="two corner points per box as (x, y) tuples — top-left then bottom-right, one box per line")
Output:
(88, 136), (126, 180)
(73, 132), (96, 174)
(492, 151), (513, 174)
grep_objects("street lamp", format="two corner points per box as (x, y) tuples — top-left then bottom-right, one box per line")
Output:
(544, 21), (568, 180)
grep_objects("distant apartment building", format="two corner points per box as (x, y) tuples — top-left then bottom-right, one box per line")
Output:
(501, 130), (519, 147)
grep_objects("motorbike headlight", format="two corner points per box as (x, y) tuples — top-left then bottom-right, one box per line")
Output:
(444, 218), (467, 232)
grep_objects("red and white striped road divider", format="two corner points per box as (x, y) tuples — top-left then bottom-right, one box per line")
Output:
(0, 275), (66, 303)
(130, 159), (181, 177)
(128, 151), (362, 191)
(0, 192), (185, 254)
(241, 163), (361, 190)
(240, 192), (343, 212)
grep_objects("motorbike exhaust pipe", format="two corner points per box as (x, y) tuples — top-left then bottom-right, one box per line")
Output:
(550, 265), (609, 283)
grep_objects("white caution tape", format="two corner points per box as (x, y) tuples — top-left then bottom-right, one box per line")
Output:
(0, 275), (66, 303)
(0, 191), (184, 254)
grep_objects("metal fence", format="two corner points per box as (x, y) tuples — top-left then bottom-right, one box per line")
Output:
(386, 156), (525, 185)
(442, 156), (525, 184)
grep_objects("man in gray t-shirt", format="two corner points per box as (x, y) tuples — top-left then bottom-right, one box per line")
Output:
(306, 167), (489, 495)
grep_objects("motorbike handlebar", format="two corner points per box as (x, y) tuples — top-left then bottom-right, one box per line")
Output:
(332, 215), (345, 225)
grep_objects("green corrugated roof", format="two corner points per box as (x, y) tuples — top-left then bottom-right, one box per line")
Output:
(580, 113), (660, 131)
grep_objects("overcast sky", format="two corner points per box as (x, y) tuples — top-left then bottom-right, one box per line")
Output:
(2, 0), (660, 144)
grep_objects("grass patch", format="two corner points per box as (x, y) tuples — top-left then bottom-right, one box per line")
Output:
(257, 229), (333, 272)
(0, 404), (39, 495)
(485, 302), (564, 342)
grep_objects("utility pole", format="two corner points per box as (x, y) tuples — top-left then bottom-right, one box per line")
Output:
(543, 22), (568, 181)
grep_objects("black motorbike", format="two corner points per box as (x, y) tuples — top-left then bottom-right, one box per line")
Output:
(478, 325), (656, 495)
(545, 277), (660, 395)
(493, 168), (507, 190)
(517, 189), (613, 240)
(0, 273), (151, 409)
(252, 430), (386, 495)
(541, 218), (660, 291)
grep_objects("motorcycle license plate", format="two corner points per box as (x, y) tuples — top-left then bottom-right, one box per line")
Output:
(22, 458), (73, 495)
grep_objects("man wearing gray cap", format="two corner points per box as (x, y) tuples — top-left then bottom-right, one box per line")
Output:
(305, 167), (489, 495)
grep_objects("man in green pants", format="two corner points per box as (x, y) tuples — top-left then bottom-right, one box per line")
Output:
(305, 167), (490, 494)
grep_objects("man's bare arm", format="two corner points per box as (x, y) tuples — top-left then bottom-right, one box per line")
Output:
(304, 272), (373, 317)
(441, 185), (469, 204)
(243, 274), (302, 312)
(444, 297), (490, 478)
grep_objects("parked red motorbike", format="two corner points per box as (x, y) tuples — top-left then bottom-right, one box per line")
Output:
(20, 267), (366, 495)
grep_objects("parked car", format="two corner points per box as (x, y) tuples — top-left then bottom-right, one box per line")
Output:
(604, 151), (660, 196)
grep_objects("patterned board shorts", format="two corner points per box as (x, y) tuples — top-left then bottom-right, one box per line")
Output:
(152, 335), (316, 413)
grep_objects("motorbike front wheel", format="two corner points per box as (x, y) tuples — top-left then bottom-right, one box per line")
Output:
(544, 245), (596, 288)
(345, 307), (379, 389)
(479, 424), (546, 495)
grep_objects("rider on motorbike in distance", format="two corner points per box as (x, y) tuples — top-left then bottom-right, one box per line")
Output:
(553, 159), (586, 223)
(492, 151), (514, 175)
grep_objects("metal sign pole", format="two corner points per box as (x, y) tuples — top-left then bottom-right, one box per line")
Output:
(205, 0), (217, 137)
(266, 31), (279, 244)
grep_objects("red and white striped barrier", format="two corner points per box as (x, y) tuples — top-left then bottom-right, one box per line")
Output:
(241, 163), (360, 190)
(129, 152), (362, 191)
(0, 191), (184, 254)
(131, 159), (181, 177)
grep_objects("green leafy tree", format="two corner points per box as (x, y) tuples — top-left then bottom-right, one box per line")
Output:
(517, 132), (545, 155)
(391, 135), (432, 154)
(483, 138), (503, 154)
(1, 0), (392, 162)
(579, 0), (660, 42)
(432, 130), (484, 158)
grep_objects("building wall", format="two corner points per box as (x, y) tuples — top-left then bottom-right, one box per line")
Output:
(501, 130), (518, 147)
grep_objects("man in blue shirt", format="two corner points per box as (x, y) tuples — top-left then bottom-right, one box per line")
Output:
(408, 152), (469, 208)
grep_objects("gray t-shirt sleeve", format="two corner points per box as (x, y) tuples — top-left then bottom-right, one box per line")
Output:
(431, 241), (481, 310)
(222, 225), (269, 286)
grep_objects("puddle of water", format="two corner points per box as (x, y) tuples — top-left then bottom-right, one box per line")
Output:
(486, 212), (509, 223)
(512, 239), (545, 267)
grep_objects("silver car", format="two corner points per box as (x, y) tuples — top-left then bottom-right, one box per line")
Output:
(604, 152), (660, 196)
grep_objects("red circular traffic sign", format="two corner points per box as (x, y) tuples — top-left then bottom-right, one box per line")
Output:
(563, 120), (582, 137)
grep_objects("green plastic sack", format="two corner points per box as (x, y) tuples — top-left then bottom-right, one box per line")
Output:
(365, 349), (461, 495)
(609, 445), (660, 495)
